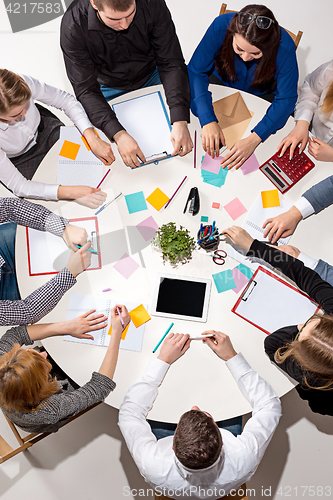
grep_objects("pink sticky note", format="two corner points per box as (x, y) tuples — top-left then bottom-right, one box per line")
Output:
(224, 198), (247, 220)
(136, 216), (159, 242)
(231, 267), (250, 294)
(201, 153), (224, 174)
(113, 253), (140, 279)
(240, 153), (260, 175)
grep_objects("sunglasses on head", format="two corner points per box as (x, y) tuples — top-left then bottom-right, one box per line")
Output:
(237, 11), (275, 30)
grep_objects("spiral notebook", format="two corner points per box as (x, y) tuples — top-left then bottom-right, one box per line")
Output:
(63, 294), (149, 352)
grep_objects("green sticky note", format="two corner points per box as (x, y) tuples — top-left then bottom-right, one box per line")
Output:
(125, 192), (148, 214)
(212, 269), (236, 293)
(236, 263), (254, 280)
(201, 216), (209, 223)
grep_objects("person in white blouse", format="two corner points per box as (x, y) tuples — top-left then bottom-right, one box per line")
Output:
(0, 70), (114, 207)
(118, 331), (281, 499)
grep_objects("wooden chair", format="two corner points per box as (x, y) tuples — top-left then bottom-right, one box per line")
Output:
(154, 484), (249, 500)
(0, 401), (102, 464)
(219, 3), (303, 49)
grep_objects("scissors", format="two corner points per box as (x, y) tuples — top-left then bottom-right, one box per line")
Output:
(211, 249), (227, 265)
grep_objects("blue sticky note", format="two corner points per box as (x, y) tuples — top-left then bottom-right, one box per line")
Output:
(212, 269), (236, 293)
(201, 167), (228, 188)
(236, 263), (254, 280)
(201, 216), (209, 223)
(125, 192), (148, 214)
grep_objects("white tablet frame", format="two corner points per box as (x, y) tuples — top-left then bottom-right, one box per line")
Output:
(151, 273), (211, 323)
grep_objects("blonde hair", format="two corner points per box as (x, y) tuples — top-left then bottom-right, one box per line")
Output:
(320, 81), (333, 116)
(0, 344), (59, 413)
(275, 315), (333, 390)
(0, 69), (31, 115)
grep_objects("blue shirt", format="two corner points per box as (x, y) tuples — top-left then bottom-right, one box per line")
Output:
(187, 13), (299, 142)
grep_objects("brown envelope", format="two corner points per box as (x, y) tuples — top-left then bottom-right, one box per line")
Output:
(213, 92), (254, 149)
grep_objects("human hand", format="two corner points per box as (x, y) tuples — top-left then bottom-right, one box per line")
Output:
(64, 310), (108, 340)
(89, 136), (115, 165)
(277, 120), (309, 158)
(222, 226), (254, 251)
(308, 137), (333, 162)
(276, 244), (300, 259)
(170, 121), (193, 156)
(58, 185), (107, 208)
(110, 304), (130, 337)
(220, 132), (261, 170)
(66, 241), (92, 277)
(202, 121), (225, 158)
(62, 224), (88, 251)
(157, 332), (190, 365)
(113, 130), (146, 168)
(263, 206), (302, 243)
(203, 330), (237, 361)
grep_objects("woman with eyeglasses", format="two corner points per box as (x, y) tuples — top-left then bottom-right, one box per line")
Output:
(187, 4), (298, 170)
(222, 226), (333, 416)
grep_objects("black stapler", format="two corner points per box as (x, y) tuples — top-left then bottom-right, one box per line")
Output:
(183, 187), (200, 216)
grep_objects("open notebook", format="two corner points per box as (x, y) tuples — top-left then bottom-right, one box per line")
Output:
(64, 294), (149, 352)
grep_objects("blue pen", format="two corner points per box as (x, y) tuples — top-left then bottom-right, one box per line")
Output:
(212, 221), (216, 233)
(152, 322), (174, 353)
(74, 244), (99, 255)
(95, 192), (122, 215)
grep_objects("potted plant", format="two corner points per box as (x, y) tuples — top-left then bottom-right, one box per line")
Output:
(152, 222), (195, 267)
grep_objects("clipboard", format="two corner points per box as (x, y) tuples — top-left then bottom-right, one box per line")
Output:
(26, 217), (101, 276)
(232, 266), (320, 335)
(112, 91), (173, 167)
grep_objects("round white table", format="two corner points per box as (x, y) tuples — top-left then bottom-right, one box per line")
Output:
(15, 84), (333, 422)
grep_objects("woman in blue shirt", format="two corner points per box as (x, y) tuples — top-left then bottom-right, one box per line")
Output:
(188, 5), (298, 169)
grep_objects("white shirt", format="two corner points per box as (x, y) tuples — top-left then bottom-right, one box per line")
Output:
(294, 60), (333, 146)
(118, 354), (282, 499)
(0, 74), (93, 200)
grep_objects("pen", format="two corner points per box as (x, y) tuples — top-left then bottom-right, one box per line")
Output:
(164, 176), (187, 209)
(194, 130), (197, 168)
(189, 334), (215, 340)
(95, 192), (122, 215)
(152, 322), (174, 353)
(96, 168), (111, 189)
(116, 306), (125, 328)
(74, 244), (99, 254)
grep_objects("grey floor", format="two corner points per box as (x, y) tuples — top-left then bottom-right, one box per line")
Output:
(1, 0), (333, 498)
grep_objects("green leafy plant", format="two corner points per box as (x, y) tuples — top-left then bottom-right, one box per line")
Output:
(152, 222), (195, 267)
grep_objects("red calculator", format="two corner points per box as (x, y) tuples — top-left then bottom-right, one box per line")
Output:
(259, 148), (315, 193)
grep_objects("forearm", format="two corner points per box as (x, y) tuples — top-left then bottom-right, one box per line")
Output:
(26, 320), (76, 341)
(98, 337), (121, 379)
(302, 175), (333, 214)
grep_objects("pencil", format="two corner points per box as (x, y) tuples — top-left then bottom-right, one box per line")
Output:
(164, 176), (187, 209)
(96, 169), (111, 189)
(152, 322), (174, 353)
(194, 130), (197, 168)
(74, 244), (99, 254)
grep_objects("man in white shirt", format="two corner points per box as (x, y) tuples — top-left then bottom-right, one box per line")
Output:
(118, 331), (282, 499)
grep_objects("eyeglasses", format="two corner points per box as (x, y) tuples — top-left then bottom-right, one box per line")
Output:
(237, 11), (275, 30)
(295, 314), (321, 340)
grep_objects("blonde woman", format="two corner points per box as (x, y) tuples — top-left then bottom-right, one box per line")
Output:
(0, 70), (113, 207)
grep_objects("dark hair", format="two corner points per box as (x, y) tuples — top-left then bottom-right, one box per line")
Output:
(173, 410), (223, 469)
(93, 0), (134, 12)
(215, 4), (281, 92)
(275, 314), (333, 390)
(0, 344), (59, 412)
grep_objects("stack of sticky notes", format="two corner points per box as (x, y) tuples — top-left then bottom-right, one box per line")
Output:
(201, 153), (228, 187)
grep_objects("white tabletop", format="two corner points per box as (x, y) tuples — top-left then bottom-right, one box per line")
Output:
(15, 84), (333, 422)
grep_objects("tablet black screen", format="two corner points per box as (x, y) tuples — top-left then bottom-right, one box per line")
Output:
(156, 278), (206, 318)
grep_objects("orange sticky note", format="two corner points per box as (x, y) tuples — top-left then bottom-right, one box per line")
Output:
(108, 323), (130, 340)
(59, 140), (80, 161)
(261, 189), (280, 208)
(146, 188), (169, 211)
(129, 304), (151, 328)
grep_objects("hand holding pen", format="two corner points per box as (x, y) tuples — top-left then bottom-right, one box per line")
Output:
(111, 305), (130, 336)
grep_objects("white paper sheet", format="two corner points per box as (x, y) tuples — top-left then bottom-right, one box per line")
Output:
(64, 294), (147, 352)
(233, 267), (319, 334)
(112, 91), (173, 161)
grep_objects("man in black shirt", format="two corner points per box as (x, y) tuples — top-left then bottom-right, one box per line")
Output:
(61, 0), (192, 168)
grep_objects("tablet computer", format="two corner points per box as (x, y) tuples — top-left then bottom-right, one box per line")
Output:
(151, 274), (211, 322)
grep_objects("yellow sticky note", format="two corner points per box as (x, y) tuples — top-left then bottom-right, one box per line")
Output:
(146, 188), (169, 211)
(129, 304), (151, 328)
(261, 189), (280, 209)
(108, 323), (130, 340)
(59, 140), (80, 161)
